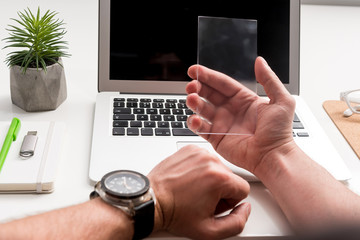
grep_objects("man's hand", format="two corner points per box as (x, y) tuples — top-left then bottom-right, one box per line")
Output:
(148, 145), (251, 240)
(186, 57), (297, 174)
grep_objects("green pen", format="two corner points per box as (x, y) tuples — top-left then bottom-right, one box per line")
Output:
(0, 118), (21, 173)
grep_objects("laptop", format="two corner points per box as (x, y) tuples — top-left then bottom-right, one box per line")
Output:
(89, 0), (351, 183)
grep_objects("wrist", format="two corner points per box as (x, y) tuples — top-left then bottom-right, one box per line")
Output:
(149, 178), (168, 234)
(91, 197), (134, 239)
(153, 197), (164, 233)
(253, 140), (300, 182)
(90, 170), (156, 240)
(148, 178), (174, 234)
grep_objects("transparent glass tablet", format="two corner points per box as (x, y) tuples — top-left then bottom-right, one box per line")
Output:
(196, 16), (258, 135)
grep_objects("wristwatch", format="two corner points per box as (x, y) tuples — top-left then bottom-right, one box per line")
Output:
(90, 170), (156, 240)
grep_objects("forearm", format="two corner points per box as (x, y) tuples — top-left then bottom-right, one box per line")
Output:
(0, 198), (133, 240)
(255, 142), (360, 232)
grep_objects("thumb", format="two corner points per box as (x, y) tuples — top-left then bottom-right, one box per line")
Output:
(255, 56), (292, 105)
(208, 202), (251, 239)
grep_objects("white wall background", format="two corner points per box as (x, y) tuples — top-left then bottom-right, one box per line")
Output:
(302, 0), (360, 6)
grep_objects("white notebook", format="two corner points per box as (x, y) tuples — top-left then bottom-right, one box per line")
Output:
(0, 121), (65, 193)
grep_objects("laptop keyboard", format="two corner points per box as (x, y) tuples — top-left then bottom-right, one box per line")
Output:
(112, 97), (196, 136)
(112, 97), (309, 137)
(293, 113), (309, 137)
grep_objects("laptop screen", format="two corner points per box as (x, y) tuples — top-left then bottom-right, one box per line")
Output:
(99, 0), (300, 95)
(110, 1), (289, 83)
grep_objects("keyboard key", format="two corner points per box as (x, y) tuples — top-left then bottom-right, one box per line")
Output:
(144, 121), (156, 128)
(153, 99), (164, 102)
(172, 109), (184, 115)
(113, 102), (125, 107)
(150, 115), (162, 121)
(171, 122), (183, 128)
(297, 132), (309, 137)
(140, 102), (151, 108)
(114, 114), (135, 120)
(113, 120), (128, 127)
(127, 128), (139, 136)
(172, 129), (197, 136)
(130, 121), (142, 127)
(163, 115), (175, 121)
(114, 98), (125, 101)
(177, 103), (187, 108)
(141, 128), (153, 136)
(166, 99), (177, 103)
(127, 98), (139, 102)
(147, 108), (158, 114)
(165, 103), (176, 108)
(152, 102), (163, 108)
(113, 127), (125, 135)
(155, 128), (171, 136)
(185, 109), (193, 115)
(160, 109), (171, 114)
(293, 122), (304, 129)
(158, 121), (169, 128)
(133, 108), (145, 114)
(177, 115), (187, 121)
(113, 108), (131, 114)
(293, 113), (300, 122)
(137, 114), (148, 121)
(127, 102), (138, 108)
(140, 98), (151, 102)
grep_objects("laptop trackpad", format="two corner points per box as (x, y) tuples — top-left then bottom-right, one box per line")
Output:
(176, 141), (258, 182)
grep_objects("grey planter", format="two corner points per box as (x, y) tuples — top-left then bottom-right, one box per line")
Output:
(10, 59), (67, 112)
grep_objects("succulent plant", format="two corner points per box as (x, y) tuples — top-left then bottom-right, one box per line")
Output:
(3, 7), (70, 73)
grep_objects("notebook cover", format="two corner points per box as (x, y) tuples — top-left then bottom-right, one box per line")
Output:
(0, 121), (65, 193)
(323, 100), (360, 159)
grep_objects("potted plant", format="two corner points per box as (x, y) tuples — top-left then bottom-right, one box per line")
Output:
(2, 7), (70, 112)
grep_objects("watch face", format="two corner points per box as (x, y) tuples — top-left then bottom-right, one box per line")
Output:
(102, 170), (149, 198)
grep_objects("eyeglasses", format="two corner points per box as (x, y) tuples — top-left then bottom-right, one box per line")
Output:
(340, 89), (360, 117)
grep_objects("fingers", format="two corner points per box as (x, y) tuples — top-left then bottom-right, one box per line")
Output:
(186, 79), (233, 107)
(186, 114), (210, 135)
(186, 114), (216, 144)
(254, 56), (293, 106)
(188, 57), (294, 109)
(150, 144), (251, 239)
(211, 202), (251, 239)
(186, 92), (218, 121)
(193, 155), (251, 239)
(215, 174), (250, 215)
(188, 65), (254, 99)
(186, 93), (220, 138)
(198, 202), (251, 240)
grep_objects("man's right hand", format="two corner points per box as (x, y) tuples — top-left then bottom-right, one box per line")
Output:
(148, 145), (251, 240)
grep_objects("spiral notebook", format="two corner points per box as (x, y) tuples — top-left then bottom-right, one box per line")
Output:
(0, 121), (65, 193)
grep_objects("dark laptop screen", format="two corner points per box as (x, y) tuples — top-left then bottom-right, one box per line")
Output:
(109, 1), (290, 83)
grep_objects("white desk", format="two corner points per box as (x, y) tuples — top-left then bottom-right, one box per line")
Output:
(0, 1), (360, 239)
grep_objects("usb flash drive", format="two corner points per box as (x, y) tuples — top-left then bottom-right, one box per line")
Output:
(20, 131), (38, 158)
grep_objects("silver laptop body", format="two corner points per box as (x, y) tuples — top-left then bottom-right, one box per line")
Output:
(89, 0), (351, 183)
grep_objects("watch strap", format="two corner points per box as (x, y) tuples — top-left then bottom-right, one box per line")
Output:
(132, 199), (155, 240)
(89, 190), (99, 199)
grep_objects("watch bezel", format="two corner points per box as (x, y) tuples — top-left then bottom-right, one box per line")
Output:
(100, 170), (150, 199)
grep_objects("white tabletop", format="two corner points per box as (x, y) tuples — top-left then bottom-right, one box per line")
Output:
(0, 1), (360, 239)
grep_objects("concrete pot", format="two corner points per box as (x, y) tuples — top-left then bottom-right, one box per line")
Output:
(10, 59), (67, 112)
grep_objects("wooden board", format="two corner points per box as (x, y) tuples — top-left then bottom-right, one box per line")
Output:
(323, 100), (360, 159)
